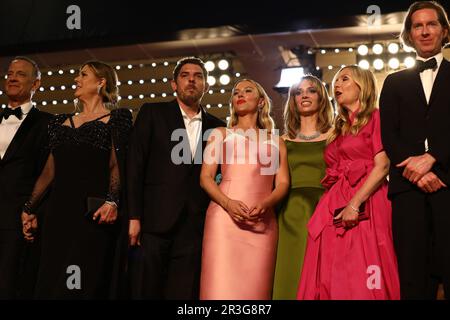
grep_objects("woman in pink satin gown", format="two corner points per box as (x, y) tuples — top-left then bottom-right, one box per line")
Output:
(297, 66), (400, 300)
(199, 79), (289, 300)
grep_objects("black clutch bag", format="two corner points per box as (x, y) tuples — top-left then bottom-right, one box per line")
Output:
(333, 202), (369, 228)
(85, 197), (105, 220)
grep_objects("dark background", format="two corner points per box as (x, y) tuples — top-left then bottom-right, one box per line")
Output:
(0, 0), (417, 55)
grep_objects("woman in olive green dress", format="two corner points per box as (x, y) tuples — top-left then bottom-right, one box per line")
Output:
(273, 75), (334, 299)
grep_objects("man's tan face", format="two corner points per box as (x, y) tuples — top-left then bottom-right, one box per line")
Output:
(171, 63), (207, 106)
(5, 59), (39, 103)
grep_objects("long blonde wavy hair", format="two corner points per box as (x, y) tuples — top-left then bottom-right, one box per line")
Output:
(328, 65), (378, 143)
(227, 78), (275, 131)
(283, 75), (334, 139)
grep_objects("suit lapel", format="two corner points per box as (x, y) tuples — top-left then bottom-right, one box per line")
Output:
(1, 107), (39, 163)
(166, 100), (186, 132)
(408, 69), (428, 107)
(429, 59), (450, 107)
(167, 100), (195, 163)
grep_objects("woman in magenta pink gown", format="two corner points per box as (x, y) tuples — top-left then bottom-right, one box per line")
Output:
(297, 66), (400, 300)
(199, 79), (289, 300)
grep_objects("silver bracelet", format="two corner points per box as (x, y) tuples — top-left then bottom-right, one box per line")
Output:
(349, 204), (360, 213)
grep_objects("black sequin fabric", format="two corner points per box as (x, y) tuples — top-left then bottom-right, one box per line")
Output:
(48, 108), (132, 151)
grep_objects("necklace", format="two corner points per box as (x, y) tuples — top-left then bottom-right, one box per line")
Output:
(296, 131), (321, 141)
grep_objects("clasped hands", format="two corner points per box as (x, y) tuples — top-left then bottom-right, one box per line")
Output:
(396, 153), (447, 193)
(20, 202), (117, 243)
(225, 198), (267, 224)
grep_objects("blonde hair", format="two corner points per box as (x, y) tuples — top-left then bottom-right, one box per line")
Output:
(228, 79), (275, 131)
(328, 65), (378, 143)
(75, 60), (119, 111)
(283, 75), (334, 139)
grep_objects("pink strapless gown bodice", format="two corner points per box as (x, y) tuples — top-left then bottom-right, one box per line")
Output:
(200, 131), (278, 300)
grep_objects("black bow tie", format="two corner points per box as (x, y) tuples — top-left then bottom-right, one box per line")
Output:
(416, 58), (437, 73)
(0, 107), (23, 122)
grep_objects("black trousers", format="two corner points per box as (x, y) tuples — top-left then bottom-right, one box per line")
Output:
(0, 229), (23, 299)
(391, 188), (450, 299)
(129, 209), (203, 300)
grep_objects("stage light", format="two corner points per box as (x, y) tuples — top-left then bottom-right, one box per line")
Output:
(39, 87), (44, 92)
(206, 104), (211, 109)
(164, 61), (169, 66)
(128, 95), (133, 100)
(403, 45), (414, 53)
(128, 64), (133, 69)
(316, 66), (320, 70)
(328, 65), (333, 70)
(388, 43), (399, 54)
(275, 67), (305, 89)
(208, 90), (213, 94)
(388, 58), (400, 69)
(235, 72), (241, 77)
(321, 49), (326, 54)
(173, 92), (177, 96)
(58, 70), (63, 75)
(47, 71), (53, 76)
(220, 89), (225, 94)
(334, 49), (340, 53)
(372, 44), (383, 55)
(219, 74), (231, 85)
(162, 93), (167, 97)
(128, 80), (133, 85)
(205, 61), (215, 72)
(139, 80), (144, 84)
(70, 69), (75, 74)
(163, 77), (168, 83)
(218, 104), (223, 108)
(404, 57), (416, 68)
(348, 48), (354, 52)
(207, 76), (216, 86)
(118, 96), (122, 101)
(139, 94), (144, 99)
(42, 101), (47, 106)
(61, 85), (66, 90)
(52, 100), (57, 105)
(50, 86), (55, 91)
(373, 59), (384, 70)
(357, 45), (369, 56)
(151, 63), (157, 67)
(117, 81), (121, 86)
(218, 59), (229, 70)
(0, 90), (2, 95)
(358, 59), (370, 70)
(115, 66), (121, 70)
(72, 85), (76, 89)
(151, 79), (156, 83)
(63, 100), (68, 104)
(150, 94), (155, 98)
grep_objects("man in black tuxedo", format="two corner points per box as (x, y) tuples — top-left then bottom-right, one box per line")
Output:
(0, 57), (52, 298)
(380, 1), (450, 299)
(127, 57), (225, 299)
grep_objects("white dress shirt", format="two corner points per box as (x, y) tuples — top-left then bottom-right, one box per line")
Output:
(179, 105), (202, 158)
(417, 52), (443, 104)
(0, 102), (33, 158)
(417, 53), (443, 152)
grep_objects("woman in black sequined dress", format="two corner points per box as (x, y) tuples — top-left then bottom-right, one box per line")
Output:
(21, 61), (131, 299)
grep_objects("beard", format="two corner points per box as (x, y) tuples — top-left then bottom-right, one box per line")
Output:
(177, 87), (204, 106)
